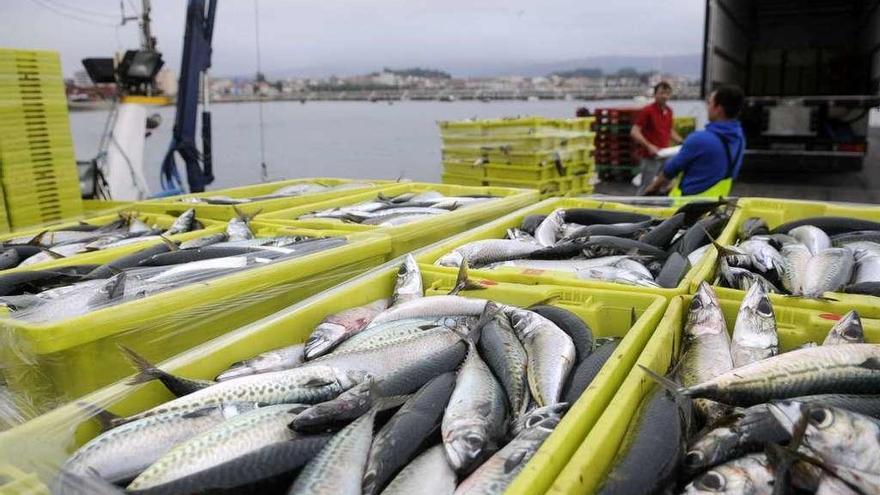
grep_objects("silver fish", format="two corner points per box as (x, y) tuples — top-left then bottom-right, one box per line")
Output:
(534, 209), (564, 247)
(435, 239), (540, 268)
(478, 311), (529, 419)
(304, 299), (389, 360)
(18, 242), (88, 266)
(779, 243), (812, 295)
(391, 254), (422, 306)
(378, 445), (457, 495)
(738, 239), (784, 274)
(483, 256), (631, 274)
(577, 266), (660, 287)
(687, 244), (712, 267)
(226, 215), (254, 241)
(288, 407), (378, 495)
(731, 283), (778, 367)
(823, 310), (864, 345)
(179, 233), (228, 250)
(789, 225), (831, 255)
(367, 295), (487, 327)
(681, 453), (774, 495)
(127, 404), (302, 490)
(677, 282), (734, 421)
(166, 208), (196, 235)
(801, 248), (854, 298)
(854, 252), (880, 284)
(333, 318), (447, 354)
(215, 343), (306, 381)
(718, 258), (780, 293)
(375, 213), (436, 226)
(442, 340), (508, 473)
(507, 308), (575, 407)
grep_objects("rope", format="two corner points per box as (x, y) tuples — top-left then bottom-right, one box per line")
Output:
(254, 0), (269, 182)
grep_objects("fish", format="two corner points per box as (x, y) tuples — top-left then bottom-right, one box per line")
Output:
(482, 257), (632, 274)
(680, 453), (774, 495)
(659, 344), (880, 407)
(119, 365), (366, 424)
(367, 295), (488, 327)
(528, 305), (593, 363)
(730, 283), (778, 367)
(178, 233), (228, 250)
(801, 247), (855, 298)
(675, 214), (729, 256)
(377, 445), (457, 495)
(18, 243), (87, 266)
(363, 373), (456, 495)
(519, 215), (546, 235)
(165, 209), (196, 235)
(59, 404), (248, 486)
(772, 216), (880, 236)
(304, 299), (390, 359)
(477, 311), (529, 419)
(120, 346), (215, 397)
(737, 239), (784, 274)
(769, 401), (880, 494)
(854, 252), (880, 284)
(676, 282), (734, 422)
(435, 239), (539, 268)
(226, 208), (255, 241)
(596, 388), (690, 495)
(655, 252), (690, 288)
(738, 217), (770, 240)
(562, 339), (620, 405)
(684, 394), (880, 473)
(789, 225), (831, 255)
(831, 231), (880, 246)
(391, 254), (422, 306)
(563, 208), (653, 226)
(454, 413), (561, 495)
(332, 318), (450, 354)
(779, 243), (812, 295)
(578, 266), (660, 287)
(823, 310), (865, 345)
(639, 213), (686, 248)
(215, 343), (306, 381)
(442, 340), (508, 474)
(507, 307), (576, 407)
(127, 404), (305, 491)
(87, 244), (175, 279)
(0, 248), (20, 270)
(287, 407), (378, 495)
(563, 220), (654, 241)
(581, 236), (669, 260)
(290, 378), (376, 431)
(687, 244), (712, 266)
(534, 209), (565, 247)
(842, 281), (880, 296)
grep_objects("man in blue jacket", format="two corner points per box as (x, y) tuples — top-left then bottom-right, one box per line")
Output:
(643, 85), (746, 198)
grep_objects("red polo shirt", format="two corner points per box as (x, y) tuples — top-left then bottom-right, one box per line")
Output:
(634, 102), (673, 159)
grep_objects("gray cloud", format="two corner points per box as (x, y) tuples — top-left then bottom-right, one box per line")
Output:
(1, 0), (705, 77)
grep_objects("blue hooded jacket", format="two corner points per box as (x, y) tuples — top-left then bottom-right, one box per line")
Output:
(662, 120), (746, 195)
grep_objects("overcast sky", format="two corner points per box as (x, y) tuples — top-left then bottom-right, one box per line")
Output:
(1, 0), (705, 77)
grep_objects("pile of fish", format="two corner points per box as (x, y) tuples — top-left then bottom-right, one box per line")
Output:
(299, 191), (500, 227)
(434, 201), (734, 288)
(178, 181), (376, 205)
(596, 281), (879, 494)
(717, 215), (880, 298)
(0, 210), (204, 270)
(0, 212), (346, 323)
(54, 258), (621, 495)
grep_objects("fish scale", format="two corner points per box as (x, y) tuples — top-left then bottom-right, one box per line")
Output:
(801, 247), (854, 297)
(435, 239), (540, 268)
(379, 445), (457, 495)
(508, 308), (575, 408)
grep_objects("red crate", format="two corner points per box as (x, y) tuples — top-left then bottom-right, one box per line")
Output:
(593, 107), (641, 118)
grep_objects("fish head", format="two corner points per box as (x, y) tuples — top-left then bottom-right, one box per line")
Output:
(824, 310), (864, 345)
(443, 422), (491, 472)
(683, 455), (771, 494)
(686, 283), (725, 336)
(790, 404), (880, 461)
(684, 424), (740, 475)
(511, 403), (567, 436)
(436, 251), (464, 268)
(304, 322), (348, 359)
(736, 283), (776, 337)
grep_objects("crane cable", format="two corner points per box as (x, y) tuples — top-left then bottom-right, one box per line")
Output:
(254, 0), (269, 183)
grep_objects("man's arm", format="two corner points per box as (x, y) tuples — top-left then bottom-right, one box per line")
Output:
(670, 128), (683, 145)
(643, 133), (705, 195)
(642, 170), (670, 195)
(631, 125), (659, 157)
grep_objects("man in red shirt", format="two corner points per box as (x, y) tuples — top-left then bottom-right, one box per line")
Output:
(631, 81), (682, 194)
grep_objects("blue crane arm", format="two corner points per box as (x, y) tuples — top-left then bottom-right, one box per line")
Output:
(160, 0), (218, 194)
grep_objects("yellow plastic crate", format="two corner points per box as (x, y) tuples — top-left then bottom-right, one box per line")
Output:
(441, 173), (485, 187)
(0, 225), (393, 417)
(689, 197), (880, 313)
(482, 177), (574, 199)
(443, 133), (591, 152)
(438, 116), (552, 137)
(550, 293), (880, 494)
(0, 259), (667, 494)
(134, 177), (391, 221)
(0, 146), (75, 166)
(262, 182), (539, 257)
(485, 163), (567, 181)
(417, 197), (738, 297)
(80, 199), (133, 217)
(442, 161), (487, 178)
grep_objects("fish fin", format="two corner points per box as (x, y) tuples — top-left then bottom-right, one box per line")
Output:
(638, 364), (688, 397)
(75, 402), (121, 432)
(302, 377), (335, 388)
(157, 234), (179, 251)
(860, 357), (880, 371)
(40, 248), (65, 259)
(26, 230), (49, 246)
(503, 449), (530, 474)
(449, 259), (485, 295)
(181, 406), (221, 419)
(118, 344), (167, 386)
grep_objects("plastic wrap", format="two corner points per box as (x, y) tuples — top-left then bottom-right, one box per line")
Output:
(262, 182), (540, 257)
(0, 210), (226, 273)
(690, 197), (880, 312)
(136, 177), (394, 221)
(0, 255), (667, 495)
(415, 197), (738, 296)
(549, 293), (880, 495)
(0, 222), (393, 422)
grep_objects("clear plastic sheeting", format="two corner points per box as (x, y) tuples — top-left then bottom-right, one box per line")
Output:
(0, 226), (393, 423)
(0, 255), (667, 495)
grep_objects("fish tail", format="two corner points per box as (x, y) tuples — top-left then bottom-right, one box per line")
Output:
(638, 364), (688, 397)
(157, 234), (179, 251)
(75, 401), (121, 432)
(449, 259), (485, 295)
(26, 230), (49, 246)
(40, 248), (65, 259)
(118, 344), (166, 386)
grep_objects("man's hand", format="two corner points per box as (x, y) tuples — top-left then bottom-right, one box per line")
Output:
(647, 143), (660, 157)
(670, 129), (684, 145)
(642, 171), (671, 196)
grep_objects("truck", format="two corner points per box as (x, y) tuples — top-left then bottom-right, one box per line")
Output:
(702, 0), (880, 170)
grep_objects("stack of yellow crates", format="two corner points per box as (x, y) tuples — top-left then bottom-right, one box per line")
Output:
(0, 49), (82, 230)
(674, 116), (697, 138)
(439, 116), (596, 198)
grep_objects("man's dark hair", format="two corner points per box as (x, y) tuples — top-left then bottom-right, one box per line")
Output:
(712, 85), (745, 118)
(653, 81), (672, 94)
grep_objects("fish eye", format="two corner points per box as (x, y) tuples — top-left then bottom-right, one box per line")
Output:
(691, 298), (703, 310)
(696, 471), (726, 491)
(756, 298), (773, 316)
(809, 408), (834, 428)
(466, 434), (484, 448)
(684, 451), (704, 467)
(844, 327), (862, 340)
